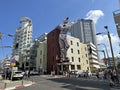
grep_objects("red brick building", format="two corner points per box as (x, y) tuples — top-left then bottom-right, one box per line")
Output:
(47, 28), (60, 74)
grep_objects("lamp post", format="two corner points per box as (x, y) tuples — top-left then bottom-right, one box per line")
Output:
(104, 26), (116, 72)
(97, 43), (110, 66)
(97, 50), (106, 58)
(97, 50), (108, 67)
(96, 26), (116, 71)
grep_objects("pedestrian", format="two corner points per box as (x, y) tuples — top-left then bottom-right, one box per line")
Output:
(96, 71), (99, 79)
(28, 70), (30, 78)
(109, 70), (115, 86)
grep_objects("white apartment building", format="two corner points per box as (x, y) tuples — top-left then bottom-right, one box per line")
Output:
(12, 17), (33, 70)
(87, 42), (100, 72)
(12, 17), (32, 56)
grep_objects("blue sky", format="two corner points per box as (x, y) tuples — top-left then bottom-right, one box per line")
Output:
(0, 0), (119, 60)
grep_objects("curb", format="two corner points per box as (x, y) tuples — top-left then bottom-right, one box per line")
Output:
(0, 82), (37, 90)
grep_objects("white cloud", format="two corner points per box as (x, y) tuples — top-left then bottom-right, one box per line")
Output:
(96, 34), (120, 57)
(85, 10), (104, 24)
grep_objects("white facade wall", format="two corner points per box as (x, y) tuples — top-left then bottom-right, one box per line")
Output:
(13, 17), (32, 56)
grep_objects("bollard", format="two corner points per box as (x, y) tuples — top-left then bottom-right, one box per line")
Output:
(4, 83), (6, 89)
(21, 80), (23, 86)
(32, 78), (33, 82)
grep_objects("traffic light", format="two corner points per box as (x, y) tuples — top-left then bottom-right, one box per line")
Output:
(0, 32), (2, 39)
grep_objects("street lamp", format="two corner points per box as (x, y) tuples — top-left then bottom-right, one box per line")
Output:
(97, 50), (107, 67)
(96, 26), (116, 71)
(97, 43), (110, 66)
(97, 50), (106, 58)
(104, 26), (116, 71)
(97, 43), (109, 58)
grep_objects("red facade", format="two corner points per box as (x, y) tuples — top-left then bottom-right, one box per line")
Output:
(47, 28), (60, 74)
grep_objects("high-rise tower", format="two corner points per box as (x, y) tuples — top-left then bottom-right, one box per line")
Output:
(12, 17), (32, 56)
(71, 19), (97, 46)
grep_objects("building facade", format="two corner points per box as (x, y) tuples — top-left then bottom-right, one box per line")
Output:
(66, 35), (91, 73)
(87, 42), (100, 72)
(12, 17), (33, 70)
(113, 9), (120, 38)
(36, 33), (47, 73)
(12, 17), (32, 55)
(36, 42), (47, 73)
(47, 28), (60, 74)
(71, 19), (97, 46)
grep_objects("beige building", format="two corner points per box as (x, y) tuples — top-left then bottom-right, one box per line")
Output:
(66, 35), (90, 73)
(36, 41), (47, 73)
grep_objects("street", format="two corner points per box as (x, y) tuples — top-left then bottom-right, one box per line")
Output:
(14, 75), (120, 90)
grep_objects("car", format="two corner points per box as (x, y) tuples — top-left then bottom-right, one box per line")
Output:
(78, 72), (88, 77)
(30, 71), (39, 75)
(12, 71), (25, 80)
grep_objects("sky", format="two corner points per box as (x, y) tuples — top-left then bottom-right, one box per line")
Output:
(0, 0), (120, 60)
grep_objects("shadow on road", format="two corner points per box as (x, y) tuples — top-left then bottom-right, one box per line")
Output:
(47, 77), (110, 90)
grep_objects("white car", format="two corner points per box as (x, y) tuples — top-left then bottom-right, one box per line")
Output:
(12, 71), (25, 80)
(30, 71), (39, 75)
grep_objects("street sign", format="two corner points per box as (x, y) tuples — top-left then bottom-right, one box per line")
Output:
(11, 59), (17, 67)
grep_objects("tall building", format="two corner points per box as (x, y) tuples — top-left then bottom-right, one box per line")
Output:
(113, 9), (120, 38)
(12, 17), (33, 56)
(12, 17), (32, 70)
(71, 19), (97, 46)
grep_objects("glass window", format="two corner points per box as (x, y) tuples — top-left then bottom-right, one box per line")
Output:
(72, 57), (74, 62)
(77, 42), (79, 46)
(78, 50), (80, 54)
(71, 48), (73, 53)
(78, 58), (80, 62)
(71, 65), (75, 70)
(77, 65), (81, 70)
(86, 60), (88, 64)
(70, 41), (73, 45)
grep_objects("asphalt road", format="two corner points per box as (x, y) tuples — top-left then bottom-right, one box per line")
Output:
(15, 75), (119, 90)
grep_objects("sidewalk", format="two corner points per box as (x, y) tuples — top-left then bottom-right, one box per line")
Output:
(0, 79), (34, 90)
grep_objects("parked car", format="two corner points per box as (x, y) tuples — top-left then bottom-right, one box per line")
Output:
(12, 71), (25, 80)
(30, 71), (39, 75)
(78, 72), (88, 78)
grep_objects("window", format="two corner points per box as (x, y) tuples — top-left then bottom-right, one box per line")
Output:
(71, 65), (75, 70)
(40, 58), (42, 63)
(70, 41), (73, 45)
(78, 58), (80, 62)
(77, 42), (79, 46)
(87, 67), (89, 70)
(72, 57), (74, 62)
(86, 60), (88, 64)
(86, 54), (87, 57)
(40, 50), (42, 55)
(77, 65), (81, 70)
(71, 48), (73, 53)
(78, 50), (80, 54)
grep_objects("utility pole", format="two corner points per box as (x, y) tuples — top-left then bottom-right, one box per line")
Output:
(104, 26), (117, 71)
